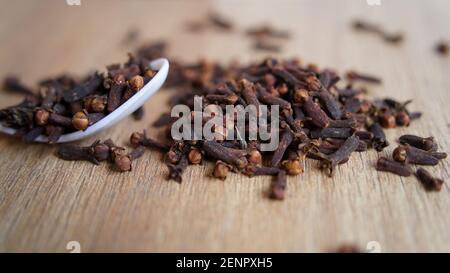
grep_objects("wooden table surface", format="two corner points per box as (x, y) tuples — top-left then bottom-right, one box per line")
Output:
(0, 0), (449, 253)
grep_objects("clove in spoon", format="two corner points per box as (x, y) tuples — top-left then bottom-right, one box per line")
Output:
(0, 58), (169, 143)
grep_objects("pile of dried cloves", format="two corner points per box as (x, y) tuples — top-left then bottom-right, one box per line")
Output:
(132, 42), (446, 199)
(0, 41), (447, 199)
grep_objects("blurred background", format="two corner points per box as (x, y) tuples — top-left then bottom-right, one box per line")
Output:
(1, 0), (449, 83)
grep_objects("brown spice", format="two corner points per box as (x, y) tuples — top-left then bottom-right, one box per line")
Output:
(72, 111), (89, 131)
(188, 149), (203, 165)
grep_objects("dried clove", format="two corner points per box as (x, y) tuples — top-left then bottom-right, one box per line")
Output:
(271, 129), (294, 167)
(346, 71), (382, 84)
(369, 122), (389, 151)
(416, 168), (444, 191)
(398, 135), (437, 152)
(295, 89), (330, 128)
(246, 25), (290, 39)
(22, 127), (45, 143)
(92, 140), (111, 162)
(435, 41), (449, 56)
(269, 170), (287, 200)
(49, 113), (72, 128)
(281, 159), (303, 176)
(132, 107), (145, 120)
(376, 157), (412, 177)
(188, 148), (203, 165)
(72, 111), (89, 131)
(63, 73), (103, 103)
(130, 131), (170, 151)
(114, 146), (146, 172)
(58, 143), (99, 165)
(208, 12), (233, 30)
(393, 145), (440, 166)
(319, 135), (360, 176)
(35, 109), (50, 126)
(310, 128), (353, 139)
(317, 91), (343, 120)
(107, 74), (127, 113)
(45, 125), (63, 143)
(203, 141), (248, 169)
(213, 160), (232, 180)
(244, 165), (280, 177)
(253, 39), (282, 52)
(2, 76), (35, 96)
(352, 19), (403, 45)
(167, 145), (190, 183)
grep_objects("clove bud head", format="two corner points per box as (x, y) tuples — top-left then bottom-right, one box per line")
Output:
(93, 143), (110, 162)
(392, 146), (407, 162)
(72, 111), (89, 131)
(281, 160), (304, 176)
(91, 96), (106, 112)
(130, 131), (145, 147)
(35, 109), (50, 126)
(293, 89), (309, 103)
(129, 75), (144, 91)
(247, 150), (262, 166)
(113, 74), (126, 85)
(188, 149), (203, 165)
(379, 113), (396, 129)
(213, 161), (231, 180)
(395, 111), (410, 127)
(115, 155), (132, 172)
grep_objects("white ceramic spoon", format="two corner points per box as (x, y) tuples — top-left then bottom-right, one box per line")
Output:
(0, 58), (169, 143)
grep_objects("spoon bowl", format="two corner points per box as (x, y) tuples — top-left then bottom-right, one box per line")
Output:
(0, 58), (169, 143)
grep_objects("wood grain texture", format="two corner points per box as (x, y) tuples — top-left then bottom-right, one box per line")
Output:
(0, 0), (449, 253)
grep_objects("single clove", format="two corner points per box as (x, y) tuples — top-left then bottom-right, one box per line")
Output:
(393, 145), (440, 166)
(269, 170), (287, 200)
(376, 157), (412, 177)
(319, 135), (360, 176)
(398, 135), (437, 152)
(416, 168), (444, 191)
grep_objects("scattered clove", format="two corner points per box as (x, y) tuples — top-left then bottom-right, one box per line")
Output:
(114, 146), (146, 172)
(416, 168), (444, 191)
(213, 160), (232, 180)
(319, 135), (360, 176)
(130, 130), (170, 151)
(393, 145), (440, 166)
(167, 145), (190, 183)
(203, 141), (248, 170)
(271, 129), (294, 167)
(310, 128), (353, 139)
(58, 142), (100, 165)
(352, 19), (404, 45)
(269, 170), (287, 200)
(376, 157), (412, 177)
(435, 41), (449, 56)
(346, 71), (382, 84)
(369, 122), (389, 151)
(398, 135), (437, 152)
